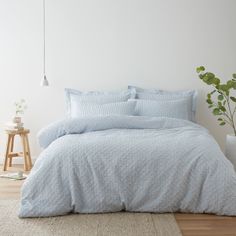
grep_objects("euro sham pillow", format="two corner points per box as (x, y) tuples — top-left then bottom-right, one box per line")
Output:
(65, 88), (136, 117)
(127, 85), (162, 93)
(70, 101), (136, 118)
(130, 99), (191, 120)
(128, 85), (197, 121)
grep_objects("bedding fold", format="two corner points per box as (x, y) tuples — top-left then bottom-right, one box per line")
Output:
(38, 115), (203, 149)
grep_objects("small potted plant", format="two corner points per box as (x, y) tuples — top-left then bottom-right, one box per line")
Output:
(196, 66), (236, 169)
(13, 99), (27, 123)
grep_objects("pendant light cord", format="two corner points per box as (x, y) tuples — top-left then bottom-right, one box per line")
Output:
(43, 0), (46, 76)
(41, 0), (49, 86)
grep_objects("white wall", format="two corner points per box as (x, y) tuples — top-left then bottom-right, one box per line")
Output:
(0, 0), (236, 161)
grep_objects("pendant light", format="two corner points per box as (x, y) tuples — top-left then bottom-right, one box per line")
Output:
(41, 0), (49, 86)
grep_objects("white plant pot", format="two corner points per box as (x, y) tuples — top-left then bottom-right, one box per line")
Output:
(12, 116), (21, 123)
(225, 134), (236, 171)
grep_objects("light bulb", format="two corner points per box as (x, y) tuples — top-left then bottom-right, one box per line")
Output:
(41, 75), (49, 87)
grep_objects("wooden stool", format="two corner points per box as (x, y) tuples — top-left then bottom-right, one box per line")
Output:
(3, 129), (32, 171)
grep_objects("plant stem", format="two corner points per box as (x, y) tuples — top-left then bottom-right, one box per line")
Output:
(212, 101), (233, 125)
(216, 89), (236, 135)
(233, 104), (236, 116)
(224, 94), (236, 135)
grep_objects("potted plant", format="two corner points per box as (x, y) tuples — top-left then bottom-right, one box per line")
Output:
(196, 66), (236, 169)
(13, 99), (27, 123)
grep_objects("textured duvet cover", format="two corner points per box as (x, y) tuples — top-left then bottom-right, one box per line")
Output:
(19, 116), (236, 217)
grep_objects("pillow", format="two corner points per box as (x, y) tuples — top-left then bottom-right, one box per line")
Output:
(70, 101), (136, 118)
(65, 88), (136, 117)
(128, 85), (161, 93)
(130, 99), (191, 120)
(128, 85), (197, 121)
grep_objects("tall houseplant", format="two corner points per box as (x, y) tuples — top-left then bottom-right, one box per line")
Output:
(197, 66), (236, 169)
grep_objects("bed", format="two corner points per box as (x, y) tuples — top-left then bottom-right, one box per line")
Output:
(19, 86), (236, 217)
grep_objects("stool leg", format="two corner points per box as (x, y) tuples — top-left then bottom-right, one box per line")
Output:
(21, 134), (29, 171)
(9, 135), (14, 167)
(3, 135), (11, 171)
(25, 134), (32, 169)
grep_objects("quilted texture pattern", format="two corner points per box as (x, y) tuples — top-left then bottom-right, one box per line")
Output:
(21, 116), (236, 217)
(128, 85), (197, 121)
(65, 88), (136, 117)
(70, 101), (136, 118)
(129, 99), (191, 120)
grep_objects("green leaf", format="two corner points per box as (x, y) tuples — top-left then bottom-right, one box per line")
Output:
(196, 66), (205, 73)
(213, 77), (220, 85)
(227, 80), (234, 88)
(230, 97), (236, 102)
(233, 74), (236, 79)
(219, 106), (226, 112)
(219, 122), (226, 126)
(206, 72), (215, 79)
(218, 95), (224, 100)
(219, 84), (229, 92)
(213, 108), (221, 115)
(214, 77), (220, 85)
(232, 81), (236, 89)
(199, 74), (204, 79)
(218, 118), (223, 121)
(208, 105), (214, 108)
(202, 73), (216, 85)
(203, 76), (214, 85)
(206, 99), (213, 104)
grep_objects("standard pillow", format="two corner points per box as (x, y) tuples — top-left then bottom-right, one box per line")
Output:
(128, 85), (197, 121)
(130, 98), (191, 120)
(65, 88), (136, 117)
(70, 101), (136, 118)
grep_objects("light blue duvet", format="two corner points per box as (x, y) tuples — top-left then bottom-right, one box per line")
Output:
(19, 116), (236, 217)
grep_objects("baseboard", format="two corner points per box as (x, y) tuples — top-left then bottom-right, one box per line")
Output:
(0, 156), (36, 165)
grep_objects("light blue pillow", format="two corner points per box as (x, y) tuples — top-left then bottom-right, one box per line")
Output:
(128, 85), (162, 93)
(70, 101), (137, 118)
(128, 85), (197, 121)
(130, 99), (191, 120)
(65, 88), (136, 117)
